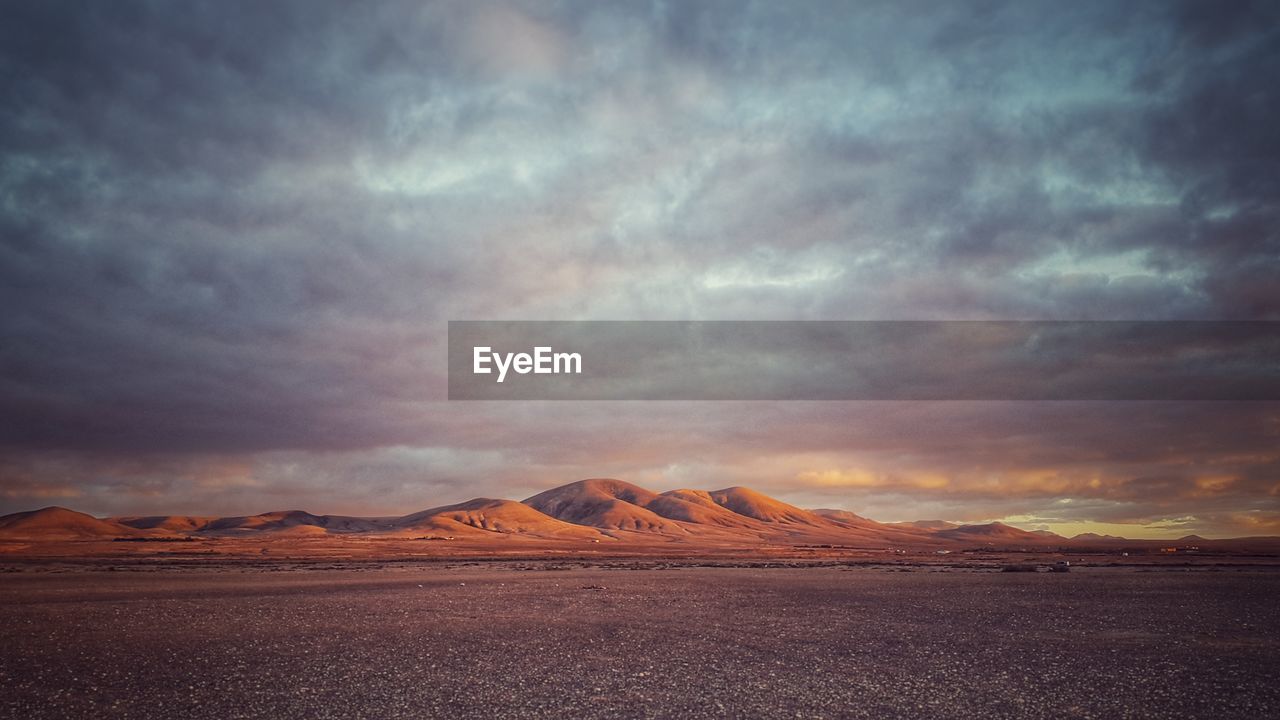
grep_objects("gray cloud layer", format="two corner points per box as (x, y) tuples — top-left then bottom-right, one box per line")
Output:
(1, 1), (1277, 533)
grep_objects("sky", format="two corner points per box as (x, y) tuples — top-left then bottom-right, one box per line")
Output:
(1, 0), (1277, 538)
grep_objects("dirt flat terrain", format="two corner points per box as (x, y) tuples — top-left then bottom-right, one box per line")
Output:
(2, 566), (1277, 719)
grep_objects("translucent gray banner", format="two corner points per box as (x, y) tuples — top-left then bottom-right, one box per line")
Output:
(447, 321), (1280, 400)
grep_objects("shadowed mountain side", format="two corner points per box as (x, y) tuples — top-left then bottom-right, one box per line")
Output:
(891, 520), (961, 531)
(813, 508), (873, 524)
(394, 499), (610, 540)
(114, 515), (218, 533)
(0, 507), (145, 540)
(198, 511), (394, 535)
(936, 522), (1064, 543)
(1073, 532), (1126, 542)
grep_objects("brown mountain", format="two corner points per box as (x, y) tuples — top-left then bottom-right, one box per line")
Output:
(0, 507), (143, 539)
(520, 480), (868, 541)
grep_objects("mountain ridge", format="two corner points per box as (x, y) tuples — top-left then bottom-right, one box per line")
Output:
(1, 481), (1272, 548)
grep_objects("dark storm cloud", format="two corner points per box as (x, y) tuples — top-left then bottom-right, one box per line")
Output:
(0, 1), (1277, 533)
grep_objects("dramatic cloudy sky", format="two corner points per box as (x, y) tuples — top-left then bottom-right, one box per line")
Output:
(2, 0), (1277, 536)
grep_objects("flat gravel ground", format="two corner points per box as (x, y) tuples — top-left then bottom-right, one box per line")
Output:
(1, 567), (1277, 719)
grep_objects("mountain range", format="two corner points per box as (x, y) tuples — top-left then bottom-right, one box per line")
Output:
(0, 478), (1272, 550)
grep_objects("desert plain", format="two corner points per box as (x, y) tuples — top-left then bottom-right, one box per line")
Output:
(2, 561), (1279, 719)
